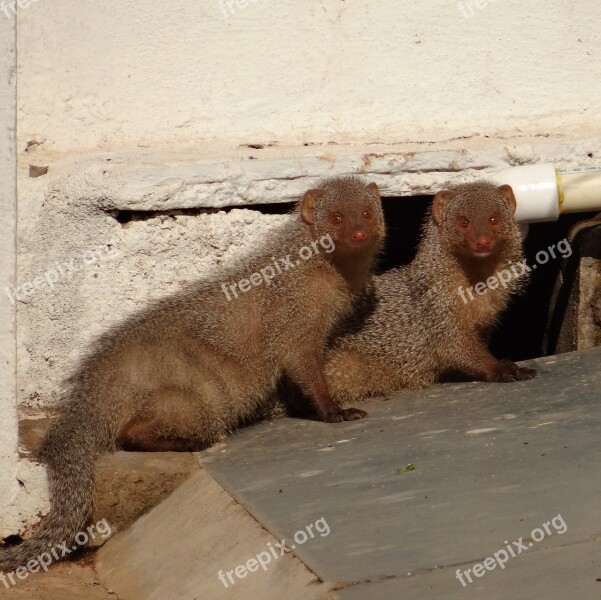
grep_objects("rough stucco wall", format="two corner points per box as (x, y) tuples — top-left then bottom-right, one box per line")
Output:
(0, 13), (48, 537)
(0, 0), (17, 482)
(16, 0), (601, 153)
(17, 181), (291, 406)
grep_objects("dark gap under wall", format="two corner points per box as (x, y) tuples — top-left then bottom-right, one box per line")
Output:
(498, 212), (596, 360)
(110, 203), (293, 224)
(111, 198), (593, 362)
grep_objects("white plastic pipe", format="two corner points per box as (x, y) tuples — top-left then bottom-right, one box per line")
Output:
(557, 167), (601, 214)
(491, 163), (601, 223)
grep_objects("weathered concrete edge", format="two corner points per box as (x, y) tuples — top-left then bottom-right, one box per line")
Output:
(28, 135), (601, 210)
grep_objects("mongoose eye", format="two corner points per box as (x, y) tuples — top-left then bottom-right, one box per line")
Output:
(362, 209), (372, 220)
(490, 216), (498, 225)
(331, 213), (343, 225)
(459, 217), (469, 228)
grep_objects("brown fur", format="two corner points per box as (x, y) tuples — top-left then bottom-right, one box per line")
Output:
(324, 181), (536, 404)
(0, 176), (385, 572)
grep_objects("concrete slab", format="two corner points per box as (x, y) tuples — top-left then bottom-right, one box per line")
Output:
(95, 468), (331, 600)
(199, 348), (601, 597)
(335, 538), (601, 600)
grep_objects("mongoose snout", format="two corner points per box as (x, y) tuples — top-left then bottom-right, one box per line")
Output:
(351, 229), (367, 242)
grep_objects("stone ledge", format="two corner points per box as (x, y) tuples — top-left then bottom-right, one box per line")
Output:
(21, 134), (601, 210)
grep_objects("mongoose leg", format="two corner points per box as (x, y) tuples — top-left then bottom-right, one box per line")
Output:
(286, 355), (368, 422)
(117, 415), (209, 452)
(452, 335), (537, 383)
(497, 359), (537, 382)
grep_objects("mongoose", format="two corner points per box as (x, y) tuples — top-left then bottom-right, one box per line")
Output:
(0, 176), (385, 572)
(324, 181), (536, 404)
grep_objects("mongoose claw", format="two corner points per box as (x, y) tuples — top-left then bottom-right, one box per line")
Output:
(337, 407), (368, 421)
(513, 366), (537, 381)
(321, 410), (344, 423)
(321, 407), (368, 422)
(495, 360), (537, 382)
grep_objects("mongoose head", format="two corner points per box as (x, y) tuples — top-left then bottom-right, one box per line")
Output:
(300, 176), (385, 254)
(431, 182), (518, 259)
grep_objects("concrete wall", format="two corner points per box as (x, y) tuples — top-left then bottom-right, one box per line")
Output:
(0, 10), (47, 538)
(3, 0), (601, 534)
(16, 0), (601, 153)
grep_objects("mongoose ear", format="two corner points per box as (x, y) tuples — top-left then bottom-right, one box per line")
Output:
(366, 182), (380, 197)
(497, 184), (517, 215)
(301, 189), (324, 225)
(432, 191), (453, 226)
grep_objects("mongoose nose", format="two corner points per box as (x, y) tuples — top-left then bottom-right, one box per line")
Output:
(352, 230), (367, 242)
(475, 236), (492, 250)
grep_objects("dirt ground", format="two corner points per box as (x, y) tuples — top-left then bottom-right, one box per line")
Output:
(0, 561), (115, 599)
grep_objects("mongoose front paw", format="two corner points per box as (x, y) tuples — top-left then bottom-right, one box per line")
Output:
(320, 409), (344, 423)
(339, 407), (368, 420)
(493, 360), (537, 382)
(513, 366), (537, 380)
(321, 407), (368, 422)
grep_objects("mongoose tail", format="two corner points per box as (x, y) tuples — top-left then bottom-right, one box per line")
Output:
(0, 397), (104, 572)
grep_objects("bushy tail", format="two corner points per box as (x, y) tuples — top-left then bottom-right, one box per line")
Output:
(0, 399), (110, 573)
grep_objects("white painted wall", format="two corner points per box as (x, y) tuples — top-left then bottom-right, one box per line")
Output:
(3, 0), (601, 535)
(16, 0), (601, 153)
(0, 12), (47, 538)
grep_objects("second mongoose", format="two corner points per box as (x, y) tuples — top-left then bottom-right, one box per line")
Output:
(0, 176), (385, 572)
(324, 181), (536, 404)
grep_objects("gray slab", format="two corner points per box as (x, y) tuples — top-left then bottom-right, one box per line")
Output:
(199, 348), (601, 596)
(335, 538), (601, 600)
